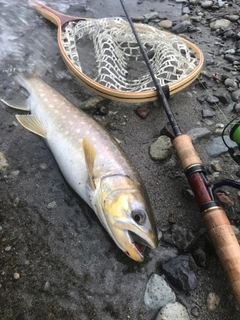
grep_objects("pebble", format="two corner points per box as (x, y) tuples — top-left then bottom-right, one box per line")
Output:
(206, 136), (237, 157)
(39, 163), (47, 169)
(10, 170), (20, 176)
(42, 281), (50, 292)
(191, 306), (200, 317)
(13, 197), (20, 207)
(136, 106), (150, 119)
(143, 12), (159, 21)
(144, 274), (176, 309)
(162, 255), (198, 292)
(159, 20), (172, 29)
(172, 21), (192, 33)
(149, 136), (173, 161)
(206, 292), (220, 311)
(162, 224), (196, 250)
(186, 127), (211, 141)
(210, 19), (231, 31)
(231, 89), (240, 102)
(206, 95), (219, 105)
(13, 272), (20, 280)
(47, 201), (57, 209)
(234, 103), (240, 113)
(201, 109), (215, 118)
(0, 152), (9, 173)
(156, 302), (190, 320)
(213, 92), (229, 104)
(5, 246), (12, 251)
(224, 78), (238, 88)
(201, 1), (213, 9)
(211, 160), (222, 172)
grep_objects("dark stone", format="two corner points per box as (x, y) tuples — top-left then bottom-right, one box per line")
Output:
(172, 21), (192, 33)
(206, 95), (219, 105)
(213, 92), (229, 104)
(191, 248), (209, 268)
(136, 106), (150, 119)
(224, 54), (240, 62)
(231, 89), (240, 102)
(197, 95), (207, 104)
(201, 109), (215, 118)
(162, 255), (198, 292)
(161, 224), (196, 251)
(94, 105), (109, 116)
(16, 314), (26, 320)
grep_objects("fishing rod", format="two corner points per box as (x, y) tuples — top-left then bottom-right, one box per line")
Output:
(120, 0), (240, 303)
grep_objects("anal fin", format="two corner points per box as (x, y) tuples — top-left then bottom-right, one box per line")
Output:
(1, 98), (30, 111)
(16, 115), (46, 138)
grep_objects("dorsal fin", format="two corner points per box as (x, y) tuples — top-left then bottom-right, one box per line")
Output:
(16, 115), (46, 138)
(82, 138), (96, 190)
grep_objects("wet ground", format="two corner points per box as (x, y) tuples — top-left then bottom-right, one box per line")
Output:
(1, 0), (240, 319)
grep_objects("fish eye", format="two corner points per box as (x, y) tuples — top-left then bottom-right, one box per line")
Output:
(131, 210), (146, 225)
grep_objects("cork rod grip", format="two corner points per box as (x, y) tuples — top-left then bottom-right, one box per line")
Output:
(203, 207), (240, 303)
(173, 134), (202, 171)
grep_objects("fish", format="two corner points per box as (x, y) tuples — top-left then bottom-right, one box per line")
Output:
(1, 76), (158, 262)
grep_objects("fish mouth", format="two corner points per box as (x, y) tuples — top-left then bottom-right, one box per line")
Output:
(123, 231), (156, 262)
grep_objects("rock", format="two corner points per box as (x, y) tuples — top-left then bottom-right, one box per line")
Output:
(201, 109), (215, 118)
(0, 152), (9, 173)
(144, 274), (176, 309)
(201, 1), (213, 9)
(187, 128), (211, 141)
(191, 247), (209, 268)
(206, 292), (220, 311)
(42, 281), (50, 292)
(224, 15), (239, 22)
(13, 272), (20, 280)
(162, 255), (198, 292)
(162, 224), (196, 251)
(216, 191), (234, 206)
(156, 302), (190, 320)
(234, 103), (240, 113)
(183, 188), (194, 200)
(150, 136), (173, 160)
(159, 20), (172, 29)
(206, 136), (237, 157)
(206, 96), (219, 105)
(224, 78), (238, 88)
(172, 21), (192, 33)
(136, 106), (150, 119)
(191, 306), (200, 317)
(210, 19), (231, 31)
(47, 201), (57, 209)
(143, 12), (159, 21)
(231, 89), (240, 102)
(211, 160), (222, 172)
(197, 95), (207, 104)
(213, 92), (229, 104)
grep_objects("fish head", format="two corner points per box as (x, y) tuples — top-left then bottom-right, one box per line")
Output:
(98, 175), (158, 262)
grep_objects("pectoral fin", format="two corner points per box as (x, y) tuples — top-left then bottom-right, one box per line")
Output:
(16, 115), (46, 138)
(82, 138), (96, 191)
(1, 98), (30, 111)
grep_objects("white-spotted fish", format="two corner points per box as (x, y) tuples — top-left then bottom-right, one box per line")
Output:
(1, 76), (158, 261)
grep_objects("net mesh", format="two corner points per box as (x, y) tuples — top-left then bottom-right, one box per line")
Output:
(62, 17), (199, 92)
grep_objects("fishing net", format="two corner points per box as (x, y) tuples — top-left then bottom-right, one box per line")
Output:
(62, 17), (199, 92)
